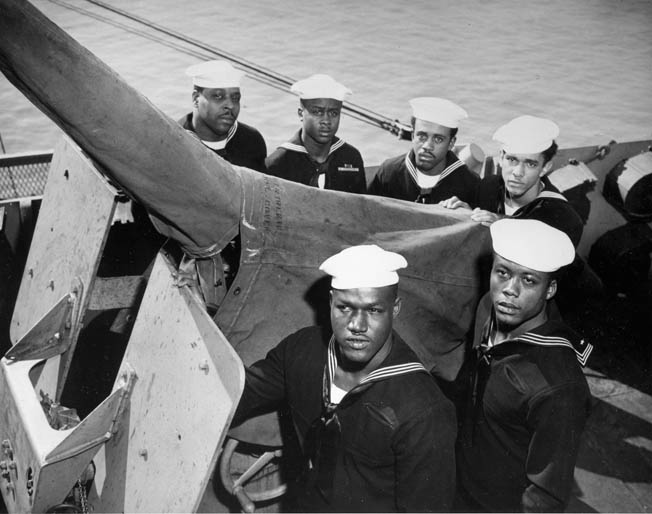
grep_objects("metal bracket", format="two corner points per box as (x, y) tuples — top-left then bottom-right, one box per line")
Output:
(4, 280), (81, 362)
(108, 363), (138, 436)
(45, 364), (137, 465)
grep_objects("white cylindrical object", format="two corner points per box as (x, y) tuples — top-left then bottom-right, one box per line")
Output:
(457, 143), (485, 174)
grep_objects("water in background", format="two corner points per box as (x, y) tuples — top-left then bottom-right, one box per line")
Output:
(1, 0), (651, 163)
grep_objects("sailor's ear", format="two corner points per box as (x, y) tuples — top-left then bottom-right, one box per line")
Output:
(297, 107), (304, 120)
(542, 160), (553, 174)
(545, 279), (557, 300)
(192, 90), (200, 106)
(448, 135), (457, 149)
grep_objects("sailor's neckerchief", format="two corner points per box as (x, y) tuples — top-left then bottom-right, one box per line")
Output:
(405, 150), (465, 196)
(304, 335), (428, 490)
(200, 120), (238, 151)
(477, 308), (593, 367)
(322, 334), (427, 414)
(279, 130), (346, 158)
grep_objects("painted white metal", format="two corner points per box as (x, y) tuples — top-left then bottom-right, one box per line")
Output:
(88, 253), (244, 513)
(0, 356), (129, 512)
(9, 137), (119, 399)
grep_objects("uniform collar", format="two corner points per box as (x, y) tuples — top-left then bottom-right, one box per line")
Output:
(501, 176), (568, 203)
(279, 129), (345, 156)
(326, 333), (426, 394)
(535, 177), (567, 201)
(536, 189), (567, 201)
(405, 150), (465, 189)
(200, 120), (238, 151)
(480, 312), (593, 367)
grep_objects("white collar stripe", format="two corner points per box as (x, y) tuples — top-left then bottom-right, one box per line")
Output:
(520, 333), (573, 345)
(518, 333), (594, 365)
(280, 142), (308, 154)
(201, 120), (238, 150)
(327, 336), (338, 383)
(327, 336), (426, 385)
(538, 190), (568, 202)
(227, 120), (238, 142)
(406, 153), (419, 185)
(220, 120), (238, 146)
(405, 153), (464, 188)
(280, 138), (345, 156)
(329, 138), (345, 153)
(360, 362), (427, 384)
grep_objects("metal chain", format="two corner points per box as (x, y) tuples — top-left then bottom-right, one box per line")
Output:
(77, 479), (89, 514)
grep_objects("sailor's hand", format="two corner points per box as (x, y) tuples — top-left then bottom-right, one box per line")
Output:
(470, 208), (502, 226)
(438, 196), (471, 210)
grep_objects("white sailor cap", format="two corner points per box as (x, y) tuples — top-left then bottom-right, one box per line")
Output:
(185, 60), (245, 88)
(319, 245), (408, 289)
(493, 115), (559, 154)
(490, 218), (575, 273)
(409, 97), (468, 128)
(290, 74), (352, 101)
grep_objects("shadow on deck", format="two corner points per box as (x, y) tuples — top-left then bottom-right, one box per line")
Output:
(569, 286), (652, 513)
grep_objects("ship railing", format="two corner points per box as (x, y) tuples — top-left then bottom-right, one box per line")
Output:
(0, 150), (52, 200)
(0, 151), (52, 285)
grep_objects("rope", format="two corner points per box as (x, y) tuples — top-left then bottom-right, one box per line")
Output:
(46, 0), (410, 137)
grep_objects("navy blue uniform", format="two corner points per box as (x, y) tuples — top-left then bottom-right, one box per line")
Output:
(232, 326), (457, 512)
(368, 150), (480, 205)
(476, 174), (584, 247)
(180, 114), (267, 172)
(474, 173), (602, 331)
(266, 131), (366, 194)
(457, 294), (593, 512)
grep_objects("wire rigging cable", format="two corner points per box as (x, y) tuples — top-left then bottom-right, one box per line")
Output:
(46, 0), (411, 138)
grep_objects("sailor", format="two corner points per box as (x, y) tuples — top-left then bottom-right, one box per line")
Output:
(470, 115), (584, 246)
(231, 244), (456, 512)
(179, 60), (267, 172)
(455, 219), (593, 513)
(265, 74), (367, 193)
(468, 115), (604, 334)
(177, 60), (269, 306)
(368, 97), (479, 205)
